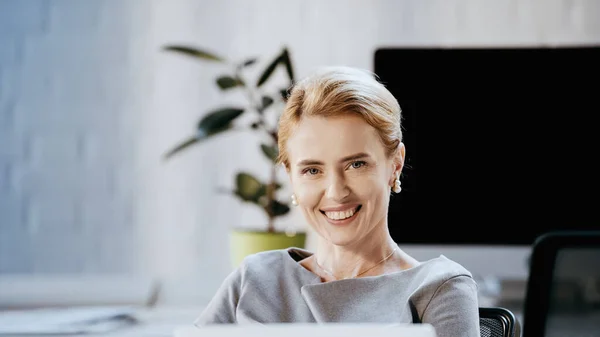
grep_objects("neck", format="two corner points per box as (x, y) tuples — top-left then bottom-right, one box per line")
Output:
(314, 224), (397, 279)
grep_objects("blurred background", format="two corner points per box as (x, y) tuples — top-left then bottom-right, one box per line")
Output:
(0, 0), (599, 335)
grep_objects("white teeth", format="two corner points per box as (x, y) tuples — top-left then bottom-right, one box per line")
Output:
(325, 207), (357, 220)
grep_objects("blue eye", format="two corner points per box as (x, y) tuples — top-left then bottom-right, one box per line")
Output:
(304, 168), (320, 175)
(350, 161), (366, 169)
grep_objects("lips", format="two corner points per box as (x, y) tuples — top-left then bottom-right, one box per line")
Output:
(320, 205), (362, 222)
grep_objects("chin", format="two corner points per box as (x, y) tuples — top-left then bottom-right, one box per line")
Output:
(319, 217), (366, 247)
(324, 234), (359, 247)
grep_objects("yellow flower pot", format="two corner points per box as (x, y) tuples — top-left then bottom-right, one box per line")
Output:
(230, 230), (307, 268)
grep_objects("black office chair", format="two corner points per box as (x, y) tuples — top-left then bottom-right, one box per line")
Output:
(479, 307), (519, 337)
(521, 231), (600, 337)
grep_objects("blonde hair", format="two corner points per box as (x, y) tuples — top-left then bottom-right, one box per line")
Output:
(277, 66), (402, 167)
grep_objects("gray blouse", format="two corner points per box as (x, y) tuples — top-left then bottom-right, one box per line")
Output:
(195, 247), (481, 337)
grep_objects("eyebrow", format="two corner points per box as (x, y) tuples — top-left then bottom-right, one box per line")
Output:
(296, 152), (371, 166)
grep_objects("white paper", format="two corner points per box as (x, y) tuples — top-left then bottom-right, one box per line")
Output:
(0, 306), (137, 335)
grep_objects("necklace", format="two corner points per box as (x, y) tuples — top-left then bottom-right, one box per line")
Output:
(314, 246), (398, 280)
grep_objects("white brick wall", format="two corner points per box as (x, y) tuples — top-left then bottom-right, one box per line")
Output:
(0, 0), (138, 274)
(1, 0), (599, 304)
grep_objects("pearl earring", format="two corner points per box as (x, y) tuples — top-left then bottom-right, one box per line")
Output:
(393, 177), (402, 193)
(291, 194), (298, 206)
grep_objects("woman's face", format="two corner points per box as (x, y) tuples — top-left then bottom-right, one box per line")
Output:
(286, 113), (404, 247)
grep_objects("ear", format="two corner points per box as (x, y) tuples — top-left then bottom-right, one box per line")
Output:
(389, 142), (405, 184)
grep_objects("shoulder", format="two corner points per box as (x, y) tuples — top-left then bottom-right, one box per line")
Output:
(236, 249), (292, 281)
(409, 256), (480, 334)
(417, 255), (474, 280)
(240, 249), (290, 270)
(408, 255), (478, 297)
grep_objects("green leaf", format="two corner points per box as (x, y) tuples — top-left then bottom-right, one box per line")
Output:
(267, 182), (283, 191)
(256, 53), (283, 87)
(198, 107), (245, 137)
(216, 76), (244, 90)
(235, 172), (265, 202)
(162, 45), (225, 62)
(240, 58), (258, 67)
(281, 47), (295, 83)
(261, 96), (274, 108)
(260, 143), (278, 163)
(266, 200), (291, 217)
(163, 137), (199, 160)
(257, 95), (274, 114)
(163, 107), (243, 159)
(280, 88), (289, 102)
(163, 108), (241, 159)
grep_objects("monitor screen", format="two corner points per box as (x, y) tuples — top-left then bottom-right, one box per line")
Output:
(374, 46), (600, 245)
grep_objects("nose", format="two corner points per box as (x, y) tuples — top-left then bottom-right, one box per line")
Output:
(325, 171), (350, 202)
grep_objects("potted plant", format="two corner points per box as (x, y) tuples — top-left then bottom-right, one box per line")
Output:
(161, 44), (306, 267)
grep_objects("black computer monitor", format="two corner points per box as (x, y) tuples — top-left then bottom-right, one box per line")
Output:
(374, 46), (600, 246)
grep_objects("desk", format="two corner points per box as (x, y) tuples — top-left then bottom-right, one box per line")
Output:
(89, 306), (202, 337)
(0, 306), (203, 337)
(0, 302), (527, 337)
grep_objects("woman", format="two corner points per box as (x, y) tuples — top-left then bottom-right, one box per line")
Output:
(195, 66), (480, 336)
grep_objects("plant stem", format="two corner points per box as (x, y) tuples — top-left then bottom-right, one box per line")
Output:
(236, 67), (280, 232)
(236, 68), (276, 142)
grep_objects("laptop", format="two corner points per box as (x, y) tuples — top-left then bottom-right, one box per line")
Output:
(174, 323), (437, 337)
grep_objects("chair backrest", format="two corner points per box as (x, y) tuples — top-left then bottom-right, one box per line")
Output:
(521, 231), (600, 337)
(479, 307), (518, 337)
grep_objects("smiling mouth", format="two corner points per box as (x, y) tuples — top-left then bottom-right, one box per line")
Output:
(320, 205), (362, 221)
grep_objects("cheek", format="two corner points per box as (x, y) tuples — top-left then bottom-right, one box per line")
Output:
(295, 182), (322, 209)
(291, 169), (391, 207)
(290, 174), (322, 209)
(348, 171), (390, 198)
